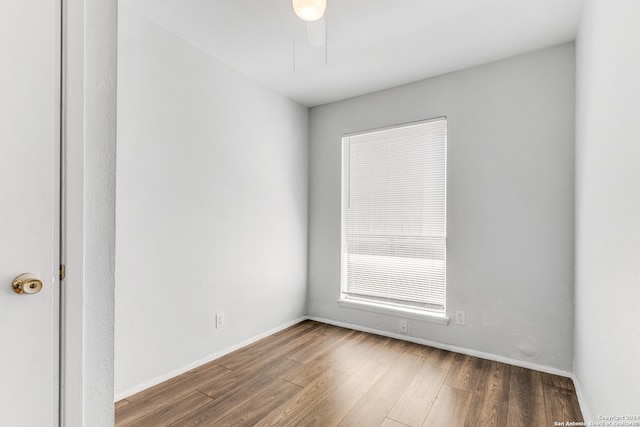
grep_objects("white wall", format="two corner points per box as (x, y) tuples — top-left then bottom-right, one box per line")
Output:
(574, 0), (640, 421)
(308, 44), (576, 372)
(65, 0), (117, 424)
(115, 6), (308, 397)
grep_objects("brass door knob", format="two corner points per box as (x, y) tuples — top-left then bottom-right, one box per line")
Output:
(12, 273), (44, 294)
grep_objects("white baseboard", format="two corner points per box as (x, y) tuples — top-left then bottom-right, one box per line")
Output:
(571, 373), (592, 422)
(114, 316), (308, 402)
(309, 316), (573, 378)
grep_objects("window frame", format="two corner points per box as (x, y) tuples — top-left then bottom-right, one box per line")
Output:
(338, 117), (449, 325)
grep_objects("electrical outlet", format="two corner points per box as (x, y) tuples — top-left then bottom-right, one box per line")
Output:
(398, 319), (408, 334)
(215, 313), (225, 329)
(455, 311), (466, 326)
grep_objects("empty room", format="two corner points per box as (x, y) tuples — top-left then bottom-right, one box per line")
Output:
(1, 0), (638, 426)
(111, 0), (639, 425)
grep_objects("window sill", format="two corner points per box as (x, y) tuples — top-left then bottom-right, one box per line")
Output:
(337, 298), (450, 325)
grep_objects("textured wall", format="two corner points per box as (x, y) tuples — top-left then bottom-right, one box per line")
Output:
(308, 43), (576, 372)
(115, 6), (308, 397)
(64, 0), (118, 424)
(574, 0), (640, 421)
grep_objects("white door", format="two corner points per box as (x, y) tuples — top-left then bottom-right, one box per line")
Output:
(0, 0), (61, 425)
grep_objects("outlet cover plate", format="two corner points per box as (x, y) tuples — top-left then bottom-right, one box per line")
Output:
(455, 311), (466, 326)
(216, 313), (225, 329)
(399, 319), (408, 334)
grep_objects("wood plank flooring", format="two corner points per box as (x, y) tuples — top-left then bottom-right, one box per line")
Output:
(115, 320), (583, 427)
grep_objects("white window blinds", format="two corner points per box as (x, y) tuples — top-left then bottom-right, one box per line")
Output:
(341, 118), (447, 312)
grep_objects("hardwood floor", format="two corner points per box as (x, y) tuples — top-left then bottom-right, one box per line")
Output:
(115, 320), (583, 427)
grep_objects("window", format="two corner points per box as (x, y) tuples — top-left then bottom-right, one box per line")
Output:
(340, 118), (447, 315)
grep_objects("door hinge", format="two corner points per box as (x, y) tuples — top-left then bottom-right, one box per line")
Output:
(59, 264), (66, 281)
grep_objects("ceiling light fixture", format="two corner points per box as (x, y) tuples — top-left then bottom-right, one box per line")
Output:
(292, 0), (327, 22)
(291, 0), (328, 71)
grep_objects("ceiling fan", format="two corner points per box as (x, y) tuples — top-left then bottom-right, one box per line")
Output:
(292, 0), (327, 50)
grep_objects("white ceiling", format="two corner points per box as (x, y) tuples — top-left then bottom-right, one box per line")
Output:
(120, 0), (585, 107)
